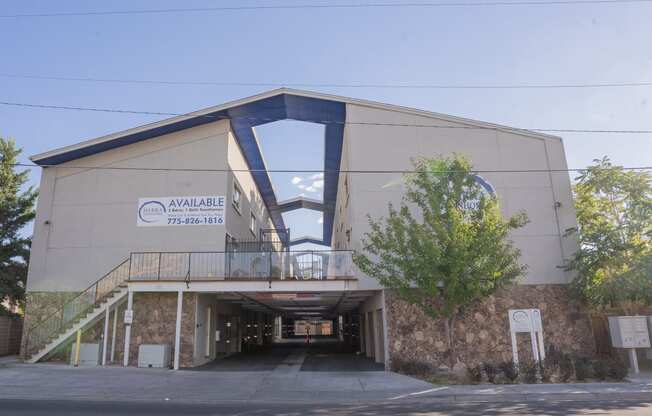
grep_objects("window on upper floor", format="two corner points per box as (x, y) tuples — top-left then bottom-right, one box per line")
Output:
(250, 212), (257, 236)
(232, 182), (242, 214)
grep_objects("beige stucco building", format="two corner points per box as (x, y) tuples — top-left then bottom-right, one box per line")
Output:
(22, 89), (594, 370)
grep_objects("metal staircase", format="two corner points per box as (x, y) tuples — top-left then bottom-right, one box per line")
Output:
(24, 259), (131, 364)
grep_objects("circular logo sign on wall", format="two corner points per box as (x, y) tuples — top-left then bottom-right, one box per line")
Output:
(138, 200), (167, 224)
(459, 175), (496, 211)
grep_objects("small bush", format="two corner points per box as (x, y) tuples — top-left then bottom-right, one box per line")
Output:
(541, 345), (562, 383)
(499, 361), (519, 383)
(520, 360), (539, 384)
(573, 356), (592, 381)
(607, 356), (628, 381)
(559, 353), (574, 383)
(540, 356), (560, 383)
(483, 363), (499, 384)
(592, 358), (609, 381)
(466, 365), (482, 383)
(391, 357), (435, 377)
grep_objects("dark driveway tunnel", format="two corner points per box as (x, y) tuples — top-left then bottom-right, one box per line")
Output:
(194, 291), (384, 372)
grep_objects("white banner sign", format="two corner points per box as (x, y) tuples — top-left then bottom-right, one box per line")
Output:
(137, 196), (225, 227)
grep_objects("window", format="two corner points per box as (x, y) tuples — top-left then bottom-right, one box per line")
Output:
(250, 212), (257, 235)
(232, 182), (241, 213)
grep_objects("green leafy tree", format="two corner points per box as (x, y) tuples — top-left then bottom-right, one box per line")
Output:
(0, 138), (37, 315)
(566, 157), (652, 313)
(353, 155), (528, 369)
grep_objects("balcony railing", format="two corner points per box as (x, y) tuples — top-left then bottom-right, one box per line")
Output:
(128, 250), (355, 281)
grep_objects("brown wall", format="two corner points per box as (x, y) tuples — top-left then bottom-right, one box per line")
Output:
(111, 292), (196, 367)
(385, 284), (595, 370)
(0, 316), (23, 356)
(30, 292), (197, 367)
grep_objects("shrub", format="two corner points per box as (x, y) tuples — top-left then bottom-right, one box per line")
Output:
(573, 356), (592, 381)
(540, 357), (558, 383)
(540, 345), (563, 383)
(520, 360), (539, 384)
(483, 363), (499, 384)
(391, 357), (435, 377)
(559, 353), (574, 383)
(607, 356), (628, 381)
(499, 361), (519, 383)
(466, 365), (482, 383)
(592, 358), (609, 381)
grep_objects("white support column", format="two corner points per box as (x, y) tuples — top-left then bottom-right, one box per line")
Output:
(123, 291), (134, 367)
(102, 308), (110, 366)
(628, 348), (640, 374)
(381, 290), (390, 369)
(110, 307), (118, 363)
(173, 290), (183, 370)
(511, 331), (519, 366)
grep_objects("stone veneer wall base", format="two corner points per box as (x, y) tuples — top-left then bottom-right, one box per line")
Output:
(22, 292), (197, 368)
(385, 284), (595, 370)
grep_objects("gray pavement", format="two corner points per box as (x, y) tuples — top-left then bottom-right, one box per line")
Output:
(1, 361), (652, 406)
(1, 398), (652, 415)
(0, 354), (19, 367)
(0, 362), (432, 404)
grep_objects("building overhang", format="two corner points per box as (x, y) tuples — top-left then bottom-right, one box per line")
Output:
(127, 279), (358, 293)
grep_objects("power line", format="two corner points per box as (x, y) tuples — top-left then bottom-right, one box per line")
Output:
(12, 162), (652, 174)
(2, 0), (651, 18)
(3, 73), (652, 90)
(2, 100), (652, 134)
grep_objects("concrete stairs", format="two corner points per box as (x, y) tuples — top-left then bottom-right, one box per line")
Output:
(25, 285), (129, 364)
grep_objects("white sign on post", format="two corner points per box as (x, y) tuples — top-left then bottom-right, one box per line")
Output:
(124, 310), (133, 325)
(608, 316), (651, 374)
(137, 196), (225, 227)
(508, 309), (545, 366)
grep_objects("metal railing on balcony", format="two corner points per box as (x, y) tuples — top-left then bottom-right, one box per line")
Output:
(128, 250), (355, 281)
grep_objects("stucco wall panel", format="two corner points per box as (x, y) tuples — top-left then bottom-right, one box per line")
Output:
(48, 205), (94, 248)
(27, 121), (232, 292)
(344, 103), (576, 286)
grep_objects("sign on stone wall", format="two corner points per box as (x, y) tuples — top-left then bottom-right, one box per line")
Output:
(137, 196), (225, 227)
(508, 309), (545, 365)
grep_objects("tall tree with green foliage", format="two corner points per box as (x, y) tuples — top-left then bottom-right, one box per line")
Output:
(353, 155), (528, 369)
(0, 138), (37, 315)
(566, 157), (652, 313)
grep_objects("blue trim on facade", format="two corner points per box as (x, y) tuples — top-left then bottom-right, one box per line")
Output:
(277, 197), (325, 213)
(289, 237), (327, 247)
(33, 111), (230, 166)
(33, 92), (346, 246)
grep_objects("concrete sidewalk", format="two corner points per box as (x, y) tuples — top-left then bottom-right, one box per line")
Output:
(0, 362), (431, 404)
(0, 355), (19, 367)
(0, 362), (651, 405)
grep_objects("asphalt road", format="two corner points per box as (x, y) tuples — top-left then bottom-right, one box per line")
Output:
(1, 399), (651, 416)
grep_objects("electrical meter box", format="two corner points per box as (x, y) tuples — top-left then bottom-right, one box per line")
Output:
(138, 344), (171, 368)
(69, 343), (100, 366)
(608, 316), (651, 349)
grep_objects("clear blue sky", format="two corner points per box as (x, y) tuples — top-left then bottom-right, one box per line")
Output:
(2, 0), (652, 243)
